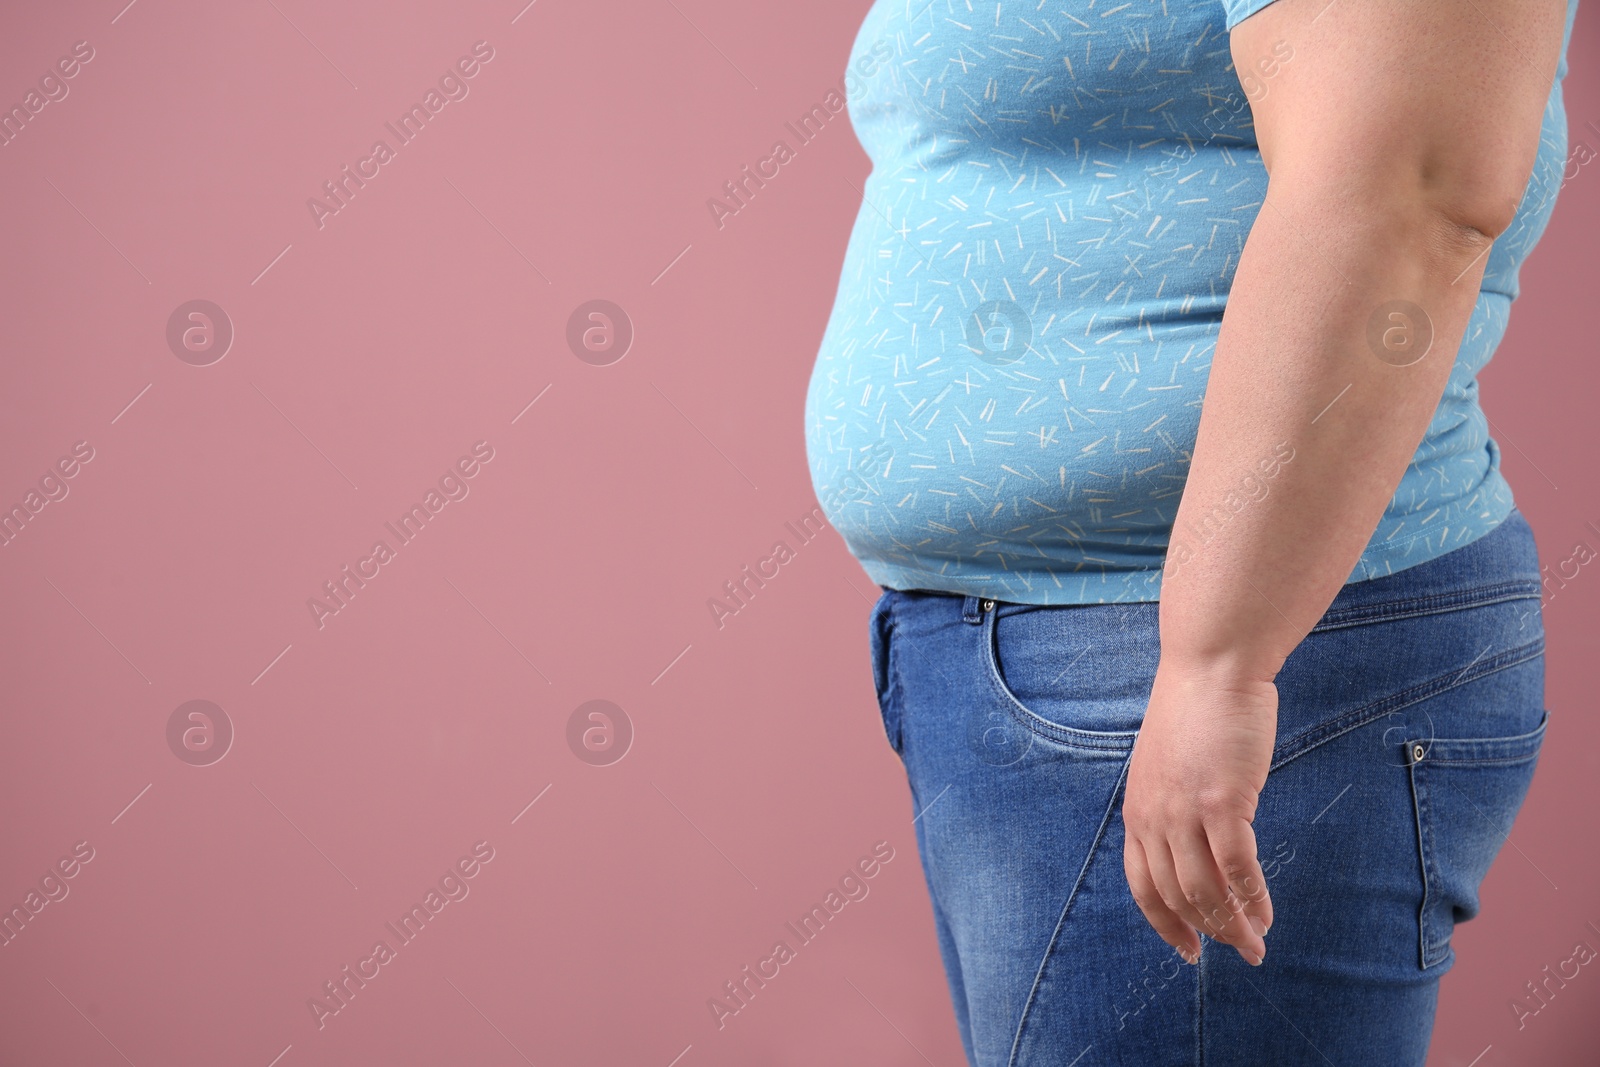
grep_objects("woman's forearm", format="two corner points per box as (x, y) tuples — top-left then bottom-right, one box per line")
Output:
(1122, 0), (1568, 968)
(1159, 0), (1568, 685)
(1158, 191), (1491, 682)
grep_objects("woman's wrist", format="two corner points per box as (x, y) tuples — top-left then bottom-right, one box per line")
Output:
(1153, 642), (1284, 695)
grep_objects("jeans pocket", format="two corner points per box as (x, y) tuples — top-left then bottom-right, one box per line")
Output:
(1405, 707), (1549, 969)
(868, 589), (903, 756)
(981, 602), (1147, 754)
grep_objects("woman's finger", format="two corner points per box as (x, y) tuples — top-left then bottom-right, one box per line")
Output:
(1169, 824), (1265, 964)
(1126, 834), (1202, 963)
(1206, 813), (1275, 943)
(1142, 830), (1221, 943)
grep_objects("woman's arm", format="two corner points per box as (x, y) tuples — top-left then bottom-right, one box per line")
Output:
(1123, 0), (1570, 967)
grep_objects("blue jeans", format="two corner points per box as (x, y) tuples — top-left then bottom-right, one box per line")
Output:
(868, 509), (1548, 1066)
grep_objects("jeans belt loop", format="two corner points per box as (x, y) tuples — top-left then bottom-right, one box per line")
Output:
(961, 595), (993, 624)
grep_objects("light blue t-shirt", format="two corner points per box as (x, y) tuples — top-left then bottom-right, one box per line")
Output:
(804, 0), (1579, 604)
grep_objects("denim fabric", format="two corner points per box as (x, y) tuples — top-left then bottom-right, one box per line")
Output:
(868, 509), (1548, 1066)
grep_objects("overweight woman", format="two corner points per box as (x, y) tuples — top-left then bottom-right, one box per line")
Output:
(803, 0), (1579, 1062)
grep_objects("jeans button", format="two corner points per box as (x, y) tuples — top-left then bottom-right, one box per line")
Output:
(981, 599), (995, 612)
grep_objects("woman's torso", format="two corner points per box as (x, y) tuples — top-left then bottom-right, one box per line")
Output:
(804, 0), (1578, 605)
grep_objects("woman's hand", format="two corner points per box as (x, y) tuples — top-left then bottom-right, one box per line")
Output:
(1122, 658), (1278, 966)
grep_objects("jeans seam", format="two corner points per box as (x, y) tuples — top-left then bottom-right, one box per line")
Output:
(1308, 581), (1541, 634)
(1267, 634), (1545, 774)
(1422, 753), (1543, 767)
(1407, 760), (1435, 969)
(1418, 711), (1548, 764)
(1006, 752), (1134, 1067)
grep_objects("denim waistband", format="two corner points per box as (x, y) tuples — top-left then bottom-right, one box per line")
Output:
(890, 509), (1543, 630)
(1309, 508), (1540, 632)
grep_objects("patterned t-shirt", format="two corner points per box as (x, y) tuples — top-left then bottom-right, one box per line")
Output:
(804, 0), (1579, 604)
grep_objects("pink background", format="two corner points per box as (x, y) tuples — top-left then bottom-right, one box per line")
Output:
(0, 2), (1595, 1064)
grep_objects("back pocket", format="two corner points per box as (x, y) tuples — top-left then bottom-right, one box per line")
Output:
(1405, 708), (1549, 969)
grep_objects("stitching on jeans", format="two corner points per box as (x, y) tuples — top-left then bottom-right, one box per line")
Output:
(1005, 752), (1133, 1067)
(1308, 581), (1541, 633)
(1266, 634), (1544, 774)
(1419, 751), (1543, 767)
(1419, 713), (1548, 765)
(982, 608), (1142, 753)
(1413, 762), (1459, 970)
(1406, 761), (1433, 969)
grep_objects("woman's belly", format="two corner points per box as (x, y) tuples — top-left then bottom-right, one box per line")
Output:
(804, 150), (1259, 595)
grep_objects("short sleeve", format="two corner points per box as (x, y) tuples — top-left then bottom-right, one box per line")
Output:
(1220, 0), (1285, 30)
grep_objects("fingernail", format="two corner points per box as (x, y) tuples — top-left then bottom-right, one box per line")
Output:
(1249, 915), (1267, 937)
(1245, 950), (1263, 967)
